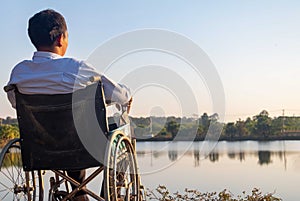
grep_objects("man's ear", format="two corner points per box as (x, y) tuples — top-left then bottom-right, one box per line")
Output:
(56, 34), (63, 47)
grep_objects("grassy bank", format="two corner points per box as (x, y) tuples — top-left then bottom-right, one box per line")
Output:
(148, 185), (282, 201)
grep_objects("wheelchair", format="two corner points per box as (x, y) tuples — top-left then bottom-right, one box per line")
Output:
(0, 79), (146, 201)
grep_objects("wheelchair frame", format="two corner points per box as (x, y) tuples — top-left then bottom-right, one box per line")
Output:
(0, 81), (146, 201)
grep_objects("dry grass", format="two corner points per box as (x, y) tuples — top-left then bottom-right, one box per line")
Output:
(147, 185), (282, 201)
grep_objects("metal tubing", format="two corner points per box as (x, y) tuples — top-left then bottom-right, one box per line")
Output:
(52, 167), (105, 201)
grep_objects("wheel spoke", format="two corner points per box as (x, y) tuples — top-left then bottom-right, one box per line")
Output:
(0, 141), (43, 201)
(2, 190), (11, 200)
(14, 154), (23, 185)
(0, 180), (13, 191)
(0, 170), (16, 184)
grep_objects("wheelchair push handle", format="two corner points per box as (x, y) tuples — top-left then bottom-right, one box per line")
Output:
(89, 75), (101, 83)
(3, 84), (16, 92)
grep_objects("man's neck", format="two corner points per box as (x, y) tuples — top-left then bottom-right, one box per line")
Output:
(37, 46), (64, 56)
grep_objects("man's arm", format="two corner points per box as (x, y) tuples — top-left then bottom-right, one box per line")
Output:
(101, 75), (131, 106)
(79, 61), (131, 105)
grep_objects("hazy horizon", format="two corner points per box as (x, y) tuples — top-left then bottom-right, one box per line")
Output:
(1, 1), (300, 122)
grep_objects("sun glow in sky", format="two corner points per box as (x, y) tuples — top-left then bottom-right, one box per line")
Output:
(1, 1), (300, 122)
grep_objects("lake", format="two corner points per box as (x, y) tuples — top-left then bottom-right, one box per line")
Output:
(1, 140), (299, 200)
(136, 140), (300, 200)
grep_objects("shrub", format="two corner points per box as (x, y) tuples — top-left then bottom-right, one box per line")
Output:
(147, 185), (281, 201)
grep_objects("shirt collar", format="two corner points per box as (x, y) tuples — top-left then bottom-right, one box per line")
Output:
(32, 51), (62, 62)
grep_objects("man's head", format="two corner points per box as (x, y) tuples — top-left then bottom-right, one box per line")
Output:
(28, 9), (68, 56)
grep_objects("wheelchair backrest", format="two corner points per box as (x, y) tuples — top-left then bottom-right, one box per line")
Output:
(15, 82), (109, 171)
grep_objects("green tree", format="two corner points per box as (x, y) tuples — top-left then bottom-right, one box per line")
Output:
(225, 122), (237, 138)
(245, 117), (255, 135)
(166, 120), (179, 139)
(200, 113), (210, 134)
(158, 127), (168, 136)
(253, 110), (272, 137)
(271, 117), (284, 135)
(197, 124), (204, 137)
(201, 113), (209, 126)
(235, 119), (248, 137)
(0, 124), (20, 140)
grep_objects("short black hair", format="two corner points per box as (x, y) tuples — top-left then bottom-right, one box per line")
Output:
(28, 9), (67, 49)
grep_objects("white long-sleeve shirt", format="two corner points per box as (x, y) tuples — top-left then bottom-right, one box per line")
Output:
(6, 51), (131, 108)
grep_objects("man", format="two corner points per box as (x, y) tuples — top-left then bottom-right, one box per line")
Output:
(5, 9), (132, 201)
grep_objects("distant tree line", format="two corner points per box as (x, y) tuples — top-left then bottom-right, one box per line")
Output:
(223, 110), (300, 139)
(1, 110), (300, 146)
(0, 116), (18, 125)
(131, 110), (300, 140)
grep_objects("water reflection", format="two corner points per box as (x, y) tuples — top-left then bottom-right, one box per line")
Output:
(168, 150), (178, 162)
(227, 152), (246, 162)
(136, 148), (292, 167)
(135, 141), (300, 201)
(258, 151), (272, 165)
(168, 142), (178, 161)
(136, 141), (296, 169)
(193, 144), (200, 167)
(208, 152), (219, 163)
(194, 150), (286, 167)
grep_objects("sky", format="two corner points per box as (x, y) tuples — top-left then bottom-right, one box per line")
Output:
(0, 1), (300, 122)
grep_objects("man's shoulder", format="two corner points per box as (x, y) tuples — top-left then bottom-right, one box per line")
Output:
(11, 56), (95, 75)
(59, 57), (94, 68)
(58, 57), (81, 65)
(11, 60), (32, 73)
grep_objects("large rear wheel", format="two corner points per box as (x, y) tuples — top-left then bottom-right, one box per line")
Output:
(0, 139), (43, 201)
(104, 133), (140, 201)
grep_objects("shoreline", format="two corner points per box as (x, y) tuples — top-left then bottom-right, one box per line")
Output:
(2, 135), (300, 149)
(136, 135), (300, 142)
